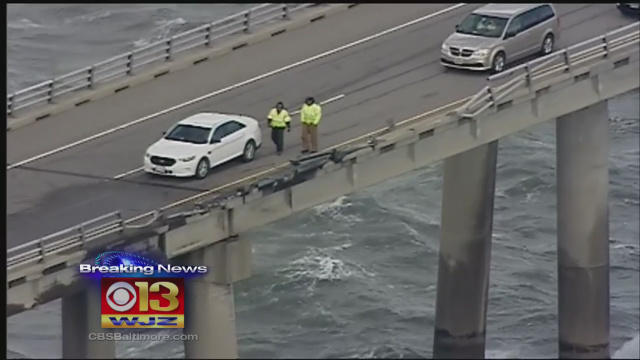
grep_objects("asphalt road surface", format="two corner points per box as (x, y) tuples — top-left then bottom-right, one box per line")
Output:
(7, 3), (636, 248)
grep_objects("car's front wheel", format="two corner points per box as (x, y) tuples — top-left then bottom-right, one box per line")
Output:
(242, 140), (256, 162)
(194, 158), (210, 179)
(541, 33), (554, 56)
(491, 51), (506, 74)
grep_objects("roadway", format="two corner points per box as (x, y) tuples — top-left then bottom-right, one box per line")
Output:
(6, 3), (636, 248)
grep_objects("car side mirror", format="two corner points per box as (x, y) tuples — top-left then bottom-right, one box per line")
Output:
(210, 138), (221, 144)
(455, 24), (460, 31)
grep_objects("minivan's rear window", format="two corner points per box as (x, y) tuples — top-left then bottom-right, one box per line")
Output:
(457, 13), (508, 38)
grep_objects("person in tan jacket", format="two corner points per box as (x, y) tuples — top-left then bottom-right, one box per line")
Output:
(300, 97), (322, 153)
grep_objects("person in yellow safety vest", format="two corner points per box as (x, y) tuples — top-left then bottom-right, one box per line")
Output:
(300, 96), (322, 154)
(267, 101), (291, 155)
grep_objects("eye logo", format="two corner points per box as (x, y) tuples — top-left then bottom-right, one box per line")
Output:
(105, 281), (137, 312)
(95, 251), (158, 268)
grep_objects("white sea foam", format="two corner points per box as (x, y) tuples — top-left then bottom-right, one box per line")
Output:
(133, 17), (187, 48)
(64, 10), (113, 24)
(8, 18), (43, 29)
(613, 333), (640, 359)
(486, 349), (520, 359)
(276, 247), (375, 293)
(313, 196), (363, 224)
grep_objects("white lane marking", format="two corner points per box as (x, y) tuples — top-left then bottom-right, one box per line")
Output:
(112, 94), (346, 179)
(8, 3), (467, 171)
(113, 166), (145, 180)
(124, 96), (472, 221)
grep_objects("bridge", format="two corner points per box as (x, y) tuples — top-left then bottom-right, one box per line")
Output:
(6, 3), (640, 359)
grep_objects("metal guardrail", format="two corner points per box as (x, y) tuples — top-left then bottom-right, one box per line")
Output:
(457, 22), (640, 119)
(7, 211), (124, 268)
(6, 3), (317, 116)
(7, 22), (640, 271)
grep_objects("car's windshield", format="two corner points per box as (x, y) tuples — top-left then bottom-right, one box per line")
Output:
(164, 124), (211, 144)
(457, 13), (508, 38)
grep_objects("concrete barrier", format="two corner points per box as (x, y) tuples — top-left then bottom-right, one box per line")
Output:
(6, 4), (357, 132)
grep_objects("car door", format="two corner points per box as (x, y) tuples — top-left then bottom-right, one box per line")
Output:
(223, 120), (248, 158)
(520, 7), (545, 56)
(208, 123), (232, 167)
(503, 13), (529, 62)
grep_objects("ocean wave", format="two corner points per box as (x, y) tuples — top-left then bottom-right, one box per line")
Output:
(346, 344), (423, 358)
(64, 10), (113, 24)
(6, 349), (26, 359)
(8, 18), (43, 29)
(379, 201), (440, 227)
(485, 348), (521, 359)
(613, 333), (640, 359)
(133, 17), (188, 48)
(273, 247), (375, 293)
(313, 196), (363, 224)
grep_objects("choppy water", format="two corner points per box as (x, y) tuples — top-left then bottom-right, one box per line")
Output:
(6, 4), (640, 359)
(7, 4), (256, 93)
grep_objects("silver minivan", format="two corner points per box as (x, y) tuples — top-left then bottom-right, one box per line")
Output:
(441, 3), (560, 73)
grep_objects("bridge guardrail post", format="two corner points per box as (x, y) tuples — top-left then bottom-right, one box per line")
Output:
(206, 24), (213, 47)
(88, 66), (95, 89)
(563, 49), (572, 73)
(47, 81), (54, 103)
(283, 4), (290, 19)
(524, 64), (533, 93)
(243, 10), (252, 33)
(8, 94), (14, 116)
(78, 225), (86, 246)
(127, 52), (134, 75)
(39, 239), (47, 262)
(602, 35), (610, 58)
(166, 38), (174, 61)
(487, 86), (496, 109)
(117, 212), (125, 233)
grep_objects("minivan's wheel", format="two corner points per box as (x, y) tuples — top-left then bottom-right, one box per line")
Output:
(195, 158), (209, 179)
(491, 52), (506, 74)
(541, 34), (554, 55)
(242, 140), (256, 162)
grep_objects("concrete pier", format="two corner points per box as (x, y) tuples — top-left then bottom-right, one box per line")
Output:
(62, 283), (115, 359)
(556, 101), (610, 358)
(182, 237), (252, 359)
(433, 141), (498, 359)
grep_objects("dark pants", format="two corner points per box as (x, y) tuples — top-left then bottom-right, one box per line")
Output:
(271, 127), (285, 153)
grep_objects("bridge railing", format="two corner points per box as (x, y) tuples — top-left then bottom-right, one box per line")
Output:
(6, 3), (318, 117)
(457, 22), (640, 118)
(6, 211), (124, 269)
(7, 22), (639, 272)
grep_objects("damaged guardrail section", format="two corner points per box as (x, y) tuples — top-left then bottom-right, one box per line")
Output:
(7, 22), (639, 316)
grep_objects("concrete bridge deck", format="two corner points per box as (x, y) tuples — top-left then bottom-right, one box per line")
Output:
(7, 3), (636, 248)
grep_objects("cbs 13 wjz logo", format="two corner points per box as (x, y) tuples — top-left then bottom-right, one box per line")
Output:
(101, 277), (184, 328)
(79, 250), (207, 329)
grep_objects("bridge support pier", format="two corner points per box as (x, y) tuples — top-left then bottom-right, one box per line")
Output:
(182, 236), (252, 359)
(433, 141), (498, 359)
(62, 283), (115, 359)
(556, 101), (610, 358)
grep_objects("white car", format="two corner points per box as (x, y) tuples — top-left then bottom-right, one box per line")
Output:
(144, 112), (262, 179)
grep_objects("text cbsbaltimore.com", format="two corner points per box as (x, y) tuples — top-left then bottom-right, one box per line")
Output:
(89, 333), (198, 341)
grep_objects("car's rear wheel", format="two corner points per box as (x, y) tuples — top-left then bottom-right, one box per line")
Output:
(242, 140), (256, 162)
(491, 51), (506, 74)
(541, 33), (554, 55)
(195, 158), (209, 179)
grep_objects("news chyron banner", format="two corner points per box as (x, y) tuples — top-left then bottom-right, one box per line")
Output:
(78, 251), (208, 329)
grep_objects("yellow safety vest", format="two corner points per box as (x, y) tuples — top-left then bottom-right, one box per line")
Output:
(268, 108), (291, 128)
(300, 103), (322, 126)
